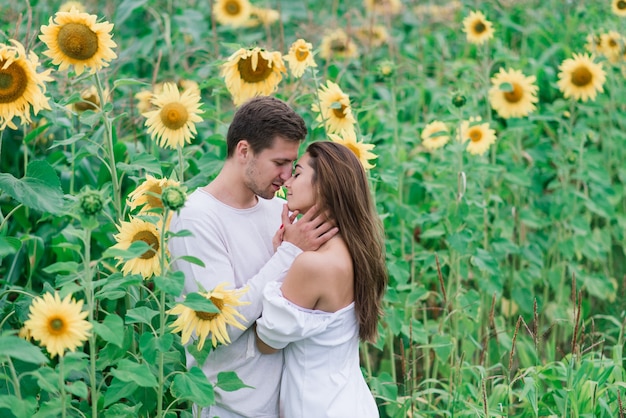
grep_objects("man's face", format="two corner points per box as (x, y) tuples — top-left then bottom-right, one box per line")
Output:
(243, 136), (300, 200)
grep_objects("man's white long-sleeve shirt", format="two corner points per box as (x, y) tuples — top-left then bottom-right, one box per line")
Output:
(169, 189), (301, 417)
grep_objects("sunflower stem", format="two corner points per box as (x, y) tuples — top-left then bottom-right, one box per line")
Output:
(94, 72), (122, 221)
(6, 357), (21, 399)
(59, 355), (67, 418)
(82, 226), (99, 418)
(156, 207), (170, 418)
(177, 145), (185, 182)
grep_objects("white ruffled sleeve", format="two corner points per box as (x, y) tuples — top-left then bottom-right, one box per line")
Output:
(256, 281), (333, 349)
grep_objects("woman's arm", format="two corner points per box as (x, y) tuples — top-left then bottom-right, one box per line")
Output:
(254, 323), (279, 354)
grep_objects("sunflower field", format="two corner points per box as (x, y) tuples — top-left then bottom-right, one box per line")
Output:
(1, 0), (626, 416)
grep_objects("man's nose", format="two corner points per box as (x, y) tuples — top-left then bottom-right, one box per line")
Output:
(280, 166), (292, 180)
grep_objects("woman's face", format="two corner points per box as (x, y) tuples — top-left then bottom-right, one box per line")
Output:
(284, 152), (317, 213)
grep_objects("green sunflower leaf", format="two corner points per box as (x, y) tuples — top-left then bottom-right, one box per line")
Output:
(181, 293), (220, 313)
(0, 335), (48, 364)
(0, 160), (65, 214)
(171, 366), (215, 407)
(110, 359), (158, 387)
(102, 240), (152, 260)
(217, 371), (253, 392)
(499, 82), (514, 92)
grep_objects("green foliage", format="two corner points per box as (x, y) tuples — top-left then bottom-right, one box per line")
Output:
(1, 0), (626, 417)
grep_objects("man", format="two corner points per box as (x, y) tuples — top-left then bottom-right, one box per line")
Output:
(168, 96), (337, 417)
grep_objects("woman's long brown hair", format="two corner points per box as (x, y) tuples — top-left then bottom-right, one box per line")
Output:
(306, 141), (388, 342)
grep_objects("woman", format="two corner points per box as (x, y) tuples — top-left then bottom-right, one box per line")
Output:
(255, 141), (388, 418)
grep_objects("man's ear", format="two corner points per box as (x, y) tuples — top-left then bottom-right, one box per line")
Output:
(235, 140), (250, 160)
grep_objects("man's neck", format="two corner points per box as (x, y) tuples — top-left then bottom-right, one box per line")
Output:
(203, 167), (258, 209)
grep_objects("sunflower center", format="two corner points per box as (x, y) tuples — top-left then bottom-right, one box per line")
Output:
(133, 230), (160, 259)
(618, 0), (626, 10)
(608, 39), (617, 48)
(160, 102), (189, 130)
(295, 47), (309, 62)
(237, 54), (273, 83)
(469, 128), (483, 142)
(0, 60), (28, 104)
(48, 317), (66, 335)
(474, 21), (486, 34)
(224, 0), (241, 15)
(331, 102), (347, 119)
(571, 66), (592, 87)
(195, 298), (224, 320)
(58, 22), (99, 61)
(330, 39), (347, 52)
(503, 83), (523, 103)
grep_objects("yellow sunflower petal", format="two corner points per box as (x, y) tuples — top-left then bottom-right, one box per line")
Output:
(142, 83), (203, 149)
(328, 130), (377, 170)
(168, 284), (250, 349)
(111, 217), (164, 279)
(285, 39), (317, 78)
(213, 0), (252, 27)
(0, 40), (52, 130)
(557, 53), (605, 102)
(220, 47), (286, 106)
(421, 120), (450, 150)
(24, 292), (92, 358)
(39, 8), (117, 75)
(488, 68), (538, 119)
(462, 10), (495, 45)
(458, 117), (497, 156)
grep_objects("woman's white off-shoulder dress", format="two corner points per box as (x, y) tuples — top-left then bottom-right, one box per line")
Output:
(256, 281), (379, 418)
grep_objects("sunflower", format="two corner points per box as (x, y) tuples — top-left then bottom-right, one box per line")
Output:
(127, 174), (181, 213)
(328, 130), (377, 170)
(363, 0), (402, 15)
(213, 0), (252, 27)
(355, 25), (390, 48)
(242, 6), (280, 27)
(599, 31), (624, 63)
(613, 0), (626, 16)
(221, 47), (286, 106)
(319, 29), (359, 61)
(285, 39), (317, 78)
(134, 89), (153, 113)
(59, 1), (86, 13)
(557, 53), (606, 102)
(458, 116), (497, 156)
(0, 40), (52, 130)
(111, 217), (164, 279)
(168, 283), (250, 350)
(312, 80), (357, 136)
(39, 8), (117, 75)
(414, 1), (462, 24)
(462, 11), (495, 45)
(135, 79), (200, 114)
(23, 292), (92, 358)
(421, 120), (450, 150)
(488, 68), (538, 119)
(71, 85), (100, 112)
(142, 82), (203, 149)
(584, 34), (602, 55)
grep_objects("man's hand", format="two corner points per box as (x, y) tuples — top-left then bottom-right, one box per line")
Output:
(281, 204), (338, 251)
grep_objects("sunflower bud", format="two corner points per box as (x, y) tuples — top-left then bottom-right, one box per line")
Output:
(452, 94), (466, 108)
(375, 60), (396, 80)
(78, 188), (104, 216)
(161, 186), (187, 211)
